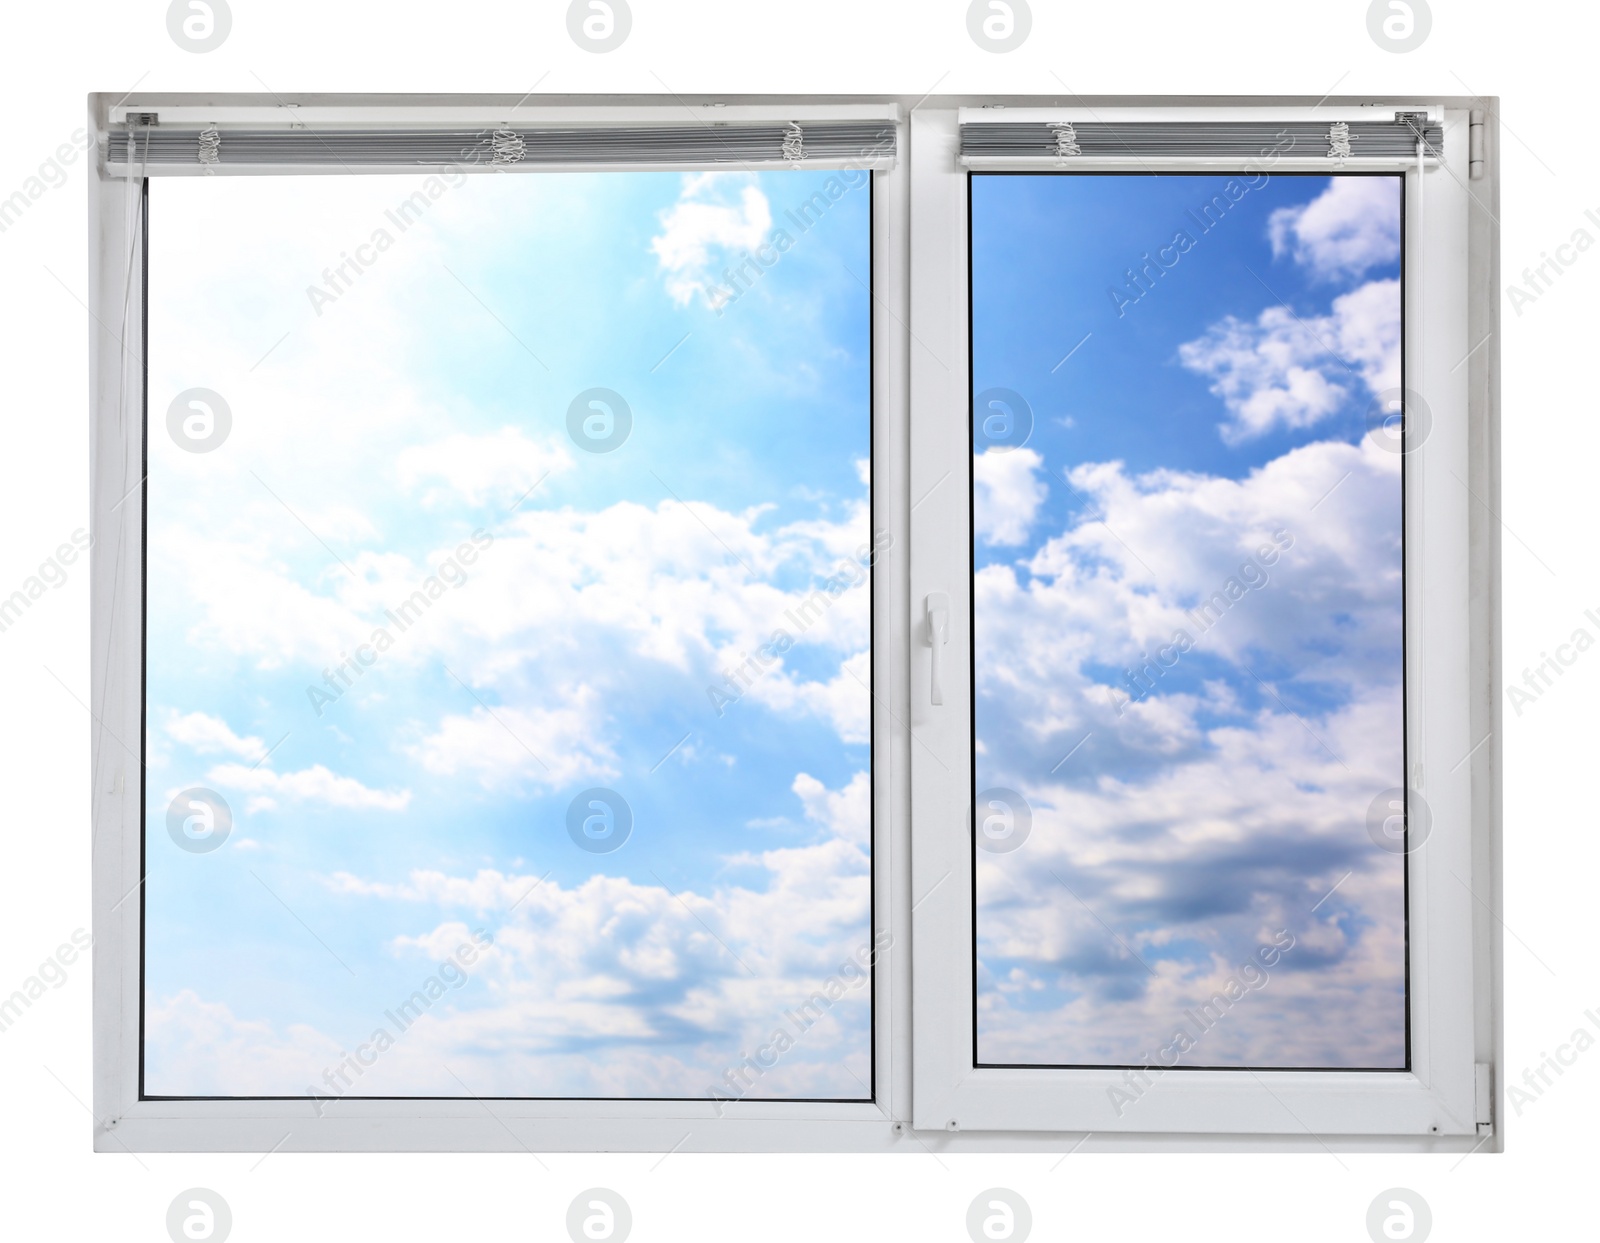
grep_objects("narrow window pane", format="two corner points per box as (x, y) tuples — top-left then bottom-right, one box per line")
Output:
(971, 173), (1406, 1069)
(144, 169), (873, 1099)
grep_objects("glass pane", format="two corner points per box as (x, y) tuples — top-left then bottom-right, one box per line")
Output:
(144, 168), (874, 1099)
(970, 172), (1406, 1070)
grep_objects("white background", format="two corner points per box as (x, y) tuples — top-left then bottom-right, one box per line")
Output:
(0, 1), (1587, 1239)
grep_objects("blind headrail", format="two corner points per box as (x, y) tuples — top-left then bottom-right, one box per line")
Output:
(105, 122), (899, 172)
(958, 117), (1443, 166)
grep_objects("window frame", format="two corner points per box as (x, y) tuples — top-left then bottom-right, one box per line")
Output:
(88, 92), (1500, 1154)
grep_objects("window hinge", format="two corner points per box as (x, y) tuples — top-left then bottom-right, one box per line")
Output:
(1475, 1062), (1493, 1131)
(1469, 108), (1486, 180)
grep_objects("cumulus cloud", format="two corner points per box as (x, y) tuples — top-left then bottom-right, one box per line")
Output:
(164, 485), (871, 764)
(739, 648), (871, 744)
(1325, 277), (1403, 392)
(974, 448), (1048, 546)
(1269, 176), (1402, 282)
(973, 436), (1406, 1067)
(163, 712), (413, 813)
(146, 991), (343, 1096)
(650, 172), (772, 309)
(979, 436), (1402, 755)
(407, 683), (620, 790)
(1178, 278), (1400, 443)
(149, 771), (873, 1098)
(205, 762), (412, 812)
(155, 526), (368, 670)
(791, 768), (870, 848)
(977, 685), (1406, 1067)
(166, 711), (267, 761)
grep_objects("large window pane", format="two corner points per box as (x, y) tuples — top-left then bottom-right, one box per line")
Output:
(144, 168), (874, 1099)
(971, 172), (1406, 1070)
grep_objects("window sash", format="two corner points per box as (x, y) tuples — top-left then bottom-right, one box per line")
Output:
(90, 99), (908, 1149)
(906, 106), (1484, 1136)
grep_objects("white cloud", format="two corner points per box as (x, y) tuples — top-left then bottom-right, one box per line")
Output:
(166, 711), (266, 761)
(396, 428), (573, 508)
(155, 526), (365, 669)
(740, 648), (871, 744)
(159, 485), (872, 766)
(1325, 277), (1402, 394)
(149, 771), (874, 1098)
(407, 683), (620, 790)
(146, 991), (343, 1097)
(974, 448), (1048, 546)
(1178, 278), (1400, 443)
(650, 173), (772, 309)
(986, 435), (1402, 730)
(206, 762), (412, 811)
(975, 685), (1406, 1067)
(1269, 177), (1401, 281)
(791, 769), (870, 848)
(970, 435), (1407, 1067)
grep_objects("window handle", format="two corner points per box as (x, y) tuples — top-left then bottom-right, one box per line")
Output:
(926, 592), (950, 705)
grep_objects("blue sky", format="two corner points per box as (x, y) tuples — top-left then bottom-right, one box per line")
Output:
(971, 173), (1408, 1068)
(144, 169), (874, 1098)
